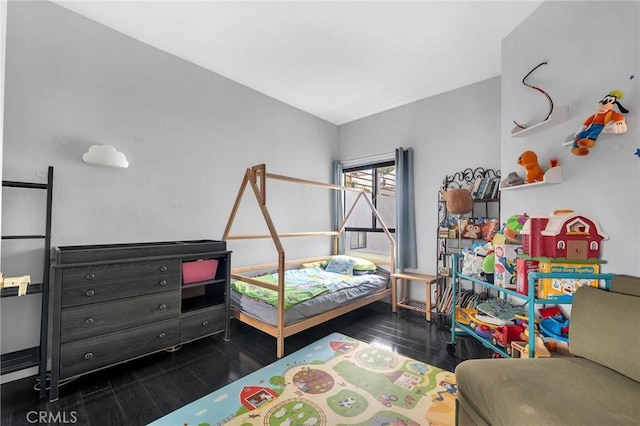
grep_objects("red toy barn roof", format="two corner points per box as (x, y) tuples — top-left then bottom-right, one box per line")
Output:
(521, 211), (608, 239)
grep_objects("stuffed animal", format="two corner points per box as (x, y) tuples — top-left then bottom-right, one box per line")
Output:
(502, 171), (525, 187)
(463, 223), (482, 239)
(442, 188), (473, 215)
(517, 151), (544, 183)
(571, 91), (629, 156)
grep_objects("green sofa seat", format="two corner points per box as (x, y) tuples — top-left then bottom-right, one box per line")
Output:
(455, 274), (640, 425)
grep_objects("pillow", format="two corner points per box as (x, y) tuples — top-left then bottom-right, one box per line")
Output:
(328, 255), (377, 271)
(300, 260), (328, 269)
(324, 256), (355, 275)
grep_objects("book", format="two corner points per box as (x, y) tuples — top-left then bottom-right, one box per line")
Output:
(470, 178), (482, 199)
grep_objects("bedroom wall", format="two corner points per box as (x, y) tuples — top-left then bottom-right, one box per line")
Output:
(1, 1), (337, 381)
(338, 0), (639, 297)
(500, 0), (639, 276)
(338, 77), (502, 274)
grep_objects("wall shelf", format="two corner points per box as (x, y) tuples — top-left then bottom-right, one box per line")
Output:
(500, 166), (562, 191)
(510, 105), (568, 137)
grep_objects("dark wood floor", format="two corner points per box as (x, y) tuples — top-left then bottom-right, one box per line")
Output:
(1, 302), (490, 425)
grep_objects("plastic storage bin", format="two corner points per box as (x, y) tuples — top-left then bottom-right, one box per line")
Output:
(182, 259), (219, 284)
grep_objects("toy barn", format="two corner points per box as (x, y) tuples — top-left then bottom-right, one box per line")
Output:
(520, 210), (608, 261)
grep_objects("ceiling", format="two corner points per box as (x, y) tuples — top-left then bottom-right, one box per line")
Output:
(52, 1), (543, 125)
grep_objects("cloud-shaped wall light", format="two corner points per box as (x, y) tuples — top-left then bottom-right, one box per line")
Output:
(82, 144), (129, 169)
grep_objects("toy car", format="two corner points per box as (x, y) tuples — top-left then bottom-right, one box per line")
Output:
(491, 324), (525, 355)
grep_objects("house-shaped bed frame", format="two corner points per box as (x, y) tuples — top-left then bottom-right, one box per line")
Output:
(222, 164), (397, 357)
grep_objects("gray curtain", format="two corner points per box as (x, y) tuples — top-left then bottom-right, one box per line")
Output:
(395, 147), (418, 270)
(332, 160), (345, 253)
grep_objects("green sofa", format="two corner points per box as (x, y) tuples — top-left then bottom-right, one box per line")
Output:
(455, 274), (640, 425)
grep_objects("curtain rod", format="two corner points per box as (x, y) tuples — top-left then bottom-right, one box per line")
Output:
(339, 151), (395, 168)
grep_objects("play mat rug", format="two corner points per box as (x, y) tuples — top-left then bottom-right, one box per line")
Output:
(149, 332), (457, 426)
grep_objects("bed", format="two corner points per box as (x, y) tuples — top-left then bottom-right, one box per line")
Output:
(222, 164), (398, 357)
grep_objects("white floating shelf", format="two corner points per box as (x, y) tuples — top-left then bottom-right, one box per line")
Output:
(500, 166), (563, 191)
(510, 105), (568, 137)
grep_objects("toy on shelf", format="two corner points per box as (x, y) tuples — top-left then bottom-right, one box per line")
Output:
(442, 188), (473, 215)
(482, 250), (495, 284)
(0, 273), (31, 296)
(517, 151), (545, 183)
(462, 222), (483, 239)
(516, 317), (553, 358)
(501, 171), (526, 188)
(491, 324), (525, 355)
(520, 210), (607, 261)
(539, 315), (570, 343)
(474, 324), (494, 340)
(455, 307), (477, 326)
(565, 90), (629, 156)
(503, 213), (529, 244)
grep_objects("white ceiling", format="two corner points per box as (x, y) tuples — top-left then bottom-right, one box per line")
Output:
(52, 1), (543, 125)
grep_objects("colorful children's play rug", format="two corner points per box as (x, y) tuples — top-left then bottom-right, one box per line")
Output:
(149, 332), (457, 426)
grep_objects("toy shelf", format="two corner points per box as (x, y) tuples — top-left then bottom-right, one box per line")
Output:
(510, 105), (568, 137)
(446, 253), (615, 358)
(500, 166), (562, 191)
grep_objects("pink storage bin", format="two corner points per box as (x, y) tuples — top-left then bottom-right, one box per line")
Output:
(182, 259), (218, 284)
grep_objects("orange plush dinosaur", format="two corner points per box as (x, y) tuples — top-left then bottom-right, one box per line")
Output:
(517, 151), (544, 183)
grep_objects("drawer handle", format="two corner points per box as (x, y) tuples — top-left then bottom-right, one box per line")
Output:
(159, 304), (167, 311)
(84, 352), (93, 360)
(86, 273), (95, 280)
(85, 290), (95, 297)
(85, 318), (94, 325)
(159, 265), (168, 272)
(201, 320), (209, 327)
(158, 332), (166, 339)
(159, 279), (168, 286)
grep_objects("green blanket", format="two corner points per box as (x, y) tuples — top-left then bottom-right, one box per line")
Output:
(231, 267), (381, 309)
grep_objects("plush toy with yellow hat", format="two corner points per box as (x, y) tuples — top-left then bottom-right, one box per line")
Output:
(571, 90), (629, 156)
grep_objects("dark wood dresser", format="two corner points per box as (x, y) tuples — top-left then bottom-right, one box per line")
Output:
(49, 240), (230, 401)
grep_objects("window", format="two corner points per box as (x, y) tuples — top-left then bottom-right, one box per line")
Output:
(342, 161), (396, 255)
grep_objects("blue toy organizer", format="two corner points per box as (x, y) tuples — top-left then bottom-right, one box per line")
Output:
(447, 253), (615, 358)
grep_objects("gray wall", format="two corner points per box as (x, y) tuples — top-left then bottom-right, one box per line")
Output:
(339, 77), (502, 272)
(500, 1), (639, 276)
(338, 1), (639, 299)
(1, 1), (337, 380)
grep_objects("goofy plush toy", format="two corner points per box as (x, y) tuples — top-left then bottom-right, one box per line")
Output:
(571, 90), (629, 156)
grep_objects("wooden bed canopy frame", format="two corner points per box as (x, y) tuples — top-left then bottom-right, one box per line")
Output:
(222, 164), (398, 358)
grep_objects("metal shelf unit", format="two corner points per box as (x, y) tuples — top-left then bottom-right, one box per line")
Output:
(435, 167), (500, 325)
(448, 253), (615, 358)
(1, 166), (54, 398)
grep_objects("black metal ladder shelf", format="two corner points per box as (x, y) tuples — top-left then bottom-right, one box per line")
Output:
(1, 166), (54, 399)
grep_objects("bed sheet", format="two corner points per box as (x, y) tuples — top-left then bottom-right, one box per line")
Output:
(230, 268), (389, 326)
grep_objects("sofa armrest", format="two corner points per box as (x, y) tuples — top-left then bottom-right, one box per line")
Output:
(570, 286), (640, 382)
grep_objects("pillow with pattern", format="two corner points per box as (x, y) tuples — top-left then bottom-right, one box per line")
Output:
(325, 256), (355, 275)
(329, 255), (377, 271)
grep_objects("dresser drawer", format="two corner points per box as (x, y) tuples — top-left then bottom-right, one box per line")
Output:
(59, 318), (180, 380)
(180, 305), (226, 342)
(61, 274), (180, 308)
(60, 291), (180, 343)
(61, 259), (180, 286)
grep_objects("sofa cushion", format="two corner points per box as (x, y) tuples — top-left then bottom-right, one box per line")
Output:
(610, 274), (640, 297)
(570, 286), (640, 382)
(455, 358), (639, 425)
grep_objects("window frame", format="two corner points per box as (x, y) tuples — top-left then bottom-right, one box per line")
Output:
(342, 160), (396, 234)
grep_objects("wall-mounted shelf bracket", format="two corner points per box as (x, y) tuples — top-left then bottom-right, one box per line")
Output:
(500, 166), (562, 191)
(510, 106), (568, 137)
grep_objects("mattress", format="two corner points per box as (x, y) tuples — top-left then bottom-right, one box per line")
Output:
(230, 268), (389, 326)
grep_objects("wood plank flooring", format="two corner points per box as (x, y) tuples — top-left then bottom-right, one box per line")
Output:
(1, 302), (490, 425)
